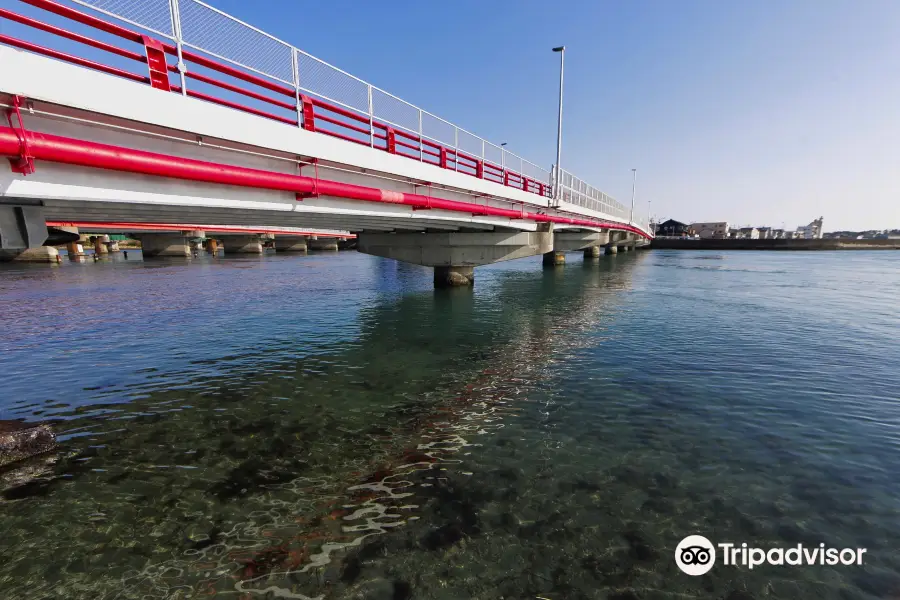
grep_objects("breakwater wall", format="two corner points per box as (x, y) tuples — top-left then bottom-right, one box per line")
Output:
(650, 238), (900, 251)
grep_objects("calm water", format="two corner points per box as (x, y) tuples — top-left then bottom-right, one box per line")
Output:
(0, 249), (898, 600)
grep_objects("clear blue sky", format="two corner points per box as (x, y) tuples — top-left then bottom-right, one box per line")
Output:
(200, 0), (899, 231)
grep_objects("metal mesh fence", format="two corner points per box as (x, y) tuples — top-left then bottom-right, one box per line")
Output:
(372, 89), (419, 134)
(178, 0), (293, 83)
(421, 113), (455, 148)
(457, 130), (482, 159)
(297, 53), (369, 114)
(483, 143), (502, 167)
(71, 0), (173, 37)
(559, 169), (629, 221)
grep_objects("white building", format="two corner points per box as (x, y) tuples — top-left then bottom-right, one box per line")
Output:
(796, 217), (824, 239)
(690, 222), (730, 239)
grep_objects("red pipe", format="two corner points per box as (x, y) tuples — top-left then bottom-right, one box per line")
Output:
(0, 34), (149, 83)
(0, 8), (146, 63)
(21, 0), (143, 43)
(0, 127), (649, 237)
(45, 221), (353, 237)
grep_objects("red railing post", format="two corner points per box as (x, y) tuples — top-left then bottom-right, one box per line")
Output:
(475, 160), (483, 179)
(386, 128), (396, 154)
(140, 35), (170, 91)
(538, 182), (545, 197)
(300, 95), (315, 132)
(439, 148), (448, 169)
(503, 170), (510, 187)
(522, 177), (529, 192)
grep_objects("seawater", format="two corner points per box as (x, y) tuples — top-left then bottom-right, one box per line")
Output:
(0, 249), (898, 599)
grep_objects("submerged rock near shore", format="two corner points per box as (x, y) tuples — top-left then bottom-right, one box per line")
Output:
(0, 420), (57, 468)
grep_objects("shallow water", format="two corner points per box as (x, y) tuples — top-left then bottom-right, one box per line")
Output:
(0, 249), (898, 599)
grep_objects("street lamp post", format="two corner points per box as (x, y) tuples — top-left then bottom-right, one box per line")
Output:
(500, 142), (507, 170)
(552, 46), (565, 206)
(629, 168), (637, 225)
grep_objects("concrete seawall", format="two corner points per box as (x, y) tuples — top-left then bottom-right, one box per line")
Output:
(650, 238), (900, 251)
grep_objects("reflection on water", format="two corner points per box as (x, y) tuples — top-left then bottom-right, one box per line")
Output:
(0, 250), (898, 599)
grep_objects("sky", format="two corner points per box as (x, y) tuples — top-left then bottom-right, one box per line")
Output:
(194, 0), (898, 232)
(6, 0), (897, 231)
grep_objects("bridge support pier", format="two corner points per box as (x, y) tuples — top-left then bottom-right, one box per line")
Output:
(222, 235), (264, 254)
(66, 240), (85, 260)
(92, 235), (109, 255)
(542, 251), (566, 267)
(138, 234), (190, 257)
(12, 246), (60, 263)
(206, 238), (219, 255)
(308, 236), (339, 252)
(275, 235), (308, 253)
(358, 230), (552, 288)
(434, 266), (475, 288)
(583, 245), (601, 259)
(605, 244), (618, 255)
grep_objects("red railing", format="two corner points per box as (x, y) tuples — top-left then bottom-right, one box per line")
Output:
(0, 0), (552, 200)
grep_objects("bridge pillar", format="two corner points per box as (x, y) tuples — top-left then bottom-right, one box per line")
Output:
(358, 230), (552, 288)
(584, 245), (601, 259)
(434, 266), (475, 288)
(91, 235), (110, 255)
(13, 246), (60, 263)
(138, 233), (190, 257)
(222, 235), (264, 254)
(308, 237), (339, 252)
(605, 243), (618, 255)
(542, 251), (566, 267)
(206, 238), (219, 255)
(275, 235), (308, 253)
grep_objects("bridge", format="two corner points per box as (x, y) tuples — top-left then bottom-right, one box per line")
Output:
(0, 0), (652, 286)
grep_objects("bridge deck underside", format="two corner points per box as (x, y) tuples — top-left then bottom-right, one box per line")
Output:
(38, 199), (524, 233)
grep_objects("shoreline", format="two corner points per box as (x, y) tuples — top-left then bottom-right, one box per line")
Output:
(650, 238), (900, 251)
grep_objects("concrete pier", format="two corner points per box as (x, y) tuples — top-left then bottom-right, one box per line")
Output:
(222, 235), (264, 254)
(13, 246), (60, 263)
(358, 230), (553, 288)
(92, 235), (109, 255)
(308, 237), (339, 252)
(66, 241), (85, 260)
(542, 250), (566, 266)
(605, 244), (618, 255)
(138, 234), (190, 257)
(583, 246), (601, 259)
(207, 238), (218, 255)
(276, 235), (308, 252)
(434, 266), (475, 288)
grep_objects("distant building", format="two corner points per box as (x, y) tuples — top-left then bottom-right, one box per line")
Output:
(737, 227), (759, 239)
(796, 217), (824, 239)
(757, 227), (773, 239)
(728, 227), (740, 238)
(655, 219), (692, 237)
(690, 222), (729, 239)
(772, 229), (786, 239)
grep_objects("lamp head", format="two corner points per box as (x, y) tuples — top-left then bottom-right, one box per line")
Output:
(552, 46), (565, 52)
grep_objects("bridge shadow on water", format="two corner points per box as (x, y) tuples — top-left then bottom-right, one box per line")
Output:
(0, 252), (650, 599)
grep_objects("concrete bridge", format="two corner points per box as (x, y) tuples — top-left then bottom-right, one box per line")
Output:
(0, 0), (652, 285)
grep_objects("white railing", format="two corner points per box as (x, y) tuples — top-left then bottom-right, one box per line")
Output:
(63, 0), (648, 233)
(556, 169), (649, 233)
